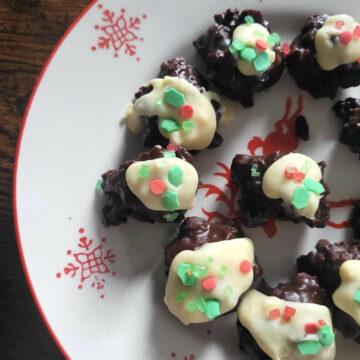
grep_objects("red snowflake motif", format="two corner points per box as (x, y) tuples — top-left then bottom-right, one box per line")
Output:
(56, 228), (116, 299)
(92, 5), (146, 61)
(170, 352), (196, 360)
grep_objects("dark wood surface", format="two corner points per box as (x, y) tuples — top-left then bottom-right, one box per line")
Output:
(0, 1), (88, 358)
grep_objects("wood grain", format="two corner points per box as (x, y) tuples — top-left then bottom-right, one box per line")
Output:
(0, 1), (88, 358)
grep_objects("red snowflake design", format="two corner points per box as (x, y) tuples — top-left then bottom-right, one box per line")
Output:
(200, 96), (355, 237)
(91, 4), (146, 61)
(56, 228), (116, 299)
(170, 352), (195, 360)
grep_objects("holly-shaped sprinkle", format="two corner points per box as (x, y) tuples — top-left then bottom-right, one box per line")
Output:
(229, 39), (246, 54)
(163, 150), (176, 158)
(240, 47), (257, 62)
(253, 52), (271, 72)
(297, 340), (322, 355)
(175, 291), (186, 303)
(164, 88), (186, 108)
(303, 178), (325, 194)
(204, 299), (220, 319)
(244, 15), (255, 24)
(317, 325), (335, 347)
(160, 118), (180, 133)
(177, 262), (208, 286)
(162, 191), (180, 211)
(354, 289), (360, 303)
(168, 166), (183, 187)
(139, 164), (150, 178)
(150, 179), (166, 195)
(267, 32), (281, 46)
(182, 120), (196, 132)
(291, 186), (309, 210)
(164, 212), (179, 222)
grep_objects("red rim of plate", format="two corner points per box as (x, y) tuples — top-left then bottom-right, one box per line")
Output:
(13, 1), (98, 359)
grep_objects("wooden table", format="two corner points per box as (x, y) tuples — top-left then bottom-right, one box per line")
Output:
(0, 1), (88, 358)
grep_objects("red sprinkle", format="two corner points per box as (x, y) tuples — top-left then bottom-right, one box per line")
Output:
(284, 166), (298, 179)
(283, 42), (290, 55)
(305, 322), (320, 334)
(282, 314), (292, 322)
(150, 179), (166, 195)
(335, 20), (344, 29)
(318, 319), (326, 327)
(166, 143), (179, 152)
(239, 260), (252, 273)
(201, 276), (217, 291)
(339, 31), (352, 44)
(179, 104), (194, 119)
(293, 172), (305, 183)
(284, 306), (296, 316)
(268, 308), (281, 320)
(255, 39), (268, 51)
(354, 26), (360, 39)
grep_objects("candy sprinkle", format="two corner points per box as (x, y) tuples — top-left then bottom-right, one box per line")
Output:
(291, 186), (309, 210)
(244, 15), (255, 24)
(160, 118), (180, 133)
(303, 178), (325, 194)
(284, 166), (298, 179)
(335, 20), (344, 29)
(175, 291), (186, 303)
(163, 150), (176, 158)
(96, 179), (103, 191)
(179, 104), (194, 119)
(239, 260), (252, 273)
(305, 322), (319, 334)
(139, 164), (150, 178)
(339, 31), (352, 44)
(177, 263), (197, 287)
(166, 143), (179, 152)
(182, 120), (196, 132)
(255, 39), (268, 51)
(283, 42), (290, 55)
(164, 88), (186, 108)
(292, 171), (305, 183)
(317, 325), (335, 347)
(168, 166), (183, 187)
(297, 340), (322, 356)
(162, 191), (180, 211)
(267, 32), (281, 46)
(230, 39), (246, 53)
(164, 212), (179, 222)
(150, 179), (166, 195)
(204, 299), (220, 320)
(253, 52), (271, 72)
(268, 308), (281, 320)
(201, 276), (217, 291)
(240, 47), (257, 62)
(354, 289), (360, 303)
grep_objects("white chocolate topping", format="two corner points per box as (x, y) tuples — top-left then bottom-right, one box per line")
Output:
(315, 14), (360, 70)
(164, 238), (254, 325)
(238, 290), (336, 360)
(333, 260), (360, 325)
(123, 76), (217, 150)
(262, 153), (323, 220)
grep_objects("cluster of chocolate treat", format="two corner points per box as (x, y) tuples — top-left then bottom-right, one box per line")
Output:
(100, 9), (360, 360)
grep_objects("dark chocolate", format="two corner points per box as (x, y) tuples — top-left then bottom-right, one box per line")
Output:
(295, 115), (309, 141)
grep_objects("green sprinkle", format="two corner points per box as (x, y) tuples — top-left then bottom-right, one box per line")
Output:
(240, 47), (257, 62)
(253, 52), (271, 72)
(254, 30), (266, 39)
(196, 297), (207, 313)
(164, 212), (179, 222)
(230, 39), (245, 53)
(220, 265), (228, 276)
(244, 15), (254, 24)
(300, 160), (312, 173)
(317, 325), (335, 347)
(205, 257), (214, 266)
(96, 179), (103, 191)
(162, 191), (180, 211)
(175, 291), (185, 303)
(267, 32), (281, 46)
(355, 289), (360, 303)
(182, 120), (196, 132)
(186, 301), (197, 312)
(291, 186), (309, 210)
(163, 88), (186, 108)
(163, 151), (176, 158)
(139, 164), (150, 178)
(204, 299), (221, 320)
(303, 178), (325, 195)
(297, 341), (322, 356)
(251, 164), (260, 177)
(191, 265), (208, 278)
(159, 118), (180, 133)
(177, 263), (196, 287)
(168, 166), (183, 186)
(224, 285), (234, 296)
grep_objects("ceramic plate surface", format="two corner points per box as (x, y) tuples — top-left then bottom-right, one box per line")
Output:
(14, 0), (360, 358)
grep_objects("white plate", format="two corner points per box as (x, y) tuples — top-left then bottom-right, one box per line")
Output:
(14, 0), (360, 358)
